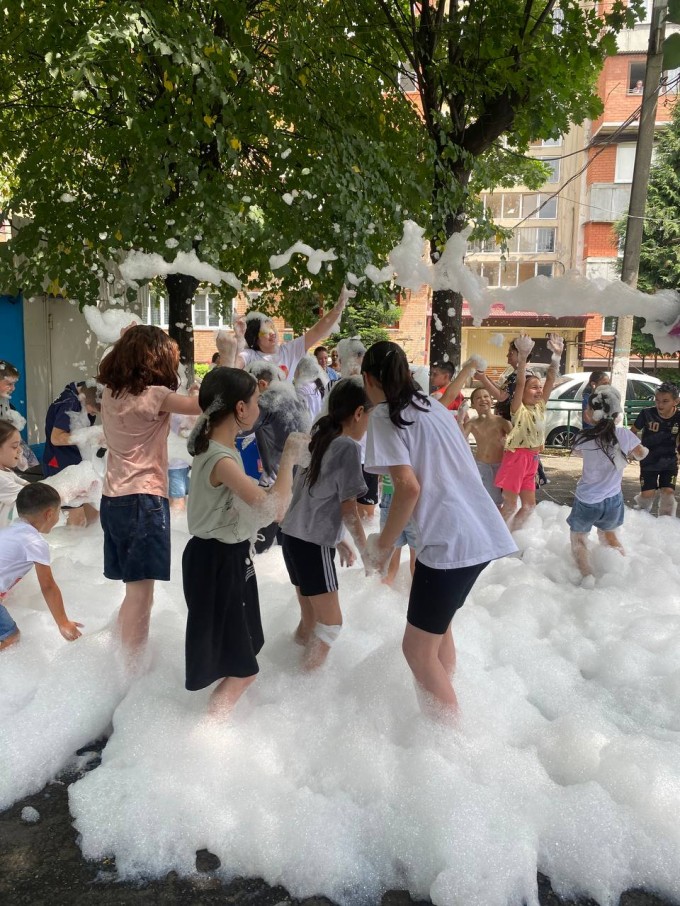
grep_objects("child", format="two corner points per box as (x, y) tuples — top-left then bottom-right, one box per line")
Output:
(0, 483), (82, 650)
(0, 419), (27, 527)
(463, 388), (512, 507)
(568, 386), (648, 579)
(495, 333), (563, 529)
(361, 342), (516, 720)
(183, 367), (307, 718)
(631, 381), (680, 517)
(97, 325), (201, 655)
(378, 471), (417, 586)
(581, 370), (610, 416)
(280, 378), (370, 669)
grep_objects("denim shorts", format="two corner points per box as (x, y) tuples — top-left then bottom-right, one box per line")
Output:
(379, 493), (418, 549)
(0, 601), (18, 642)
(168, 466), (190, 498)
(567, 492), (625, 534)
(100, 494), (171, 582)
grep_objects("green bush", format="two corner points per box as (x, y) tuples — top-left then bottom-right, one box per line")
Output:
(194, 363), (211, 380)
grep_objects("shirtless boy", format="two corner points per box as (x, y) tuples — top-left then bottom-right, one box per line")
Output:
(463, 387), (512, 507)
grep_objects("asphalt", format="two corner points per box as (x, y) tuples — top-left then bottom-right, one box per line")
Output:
(0, 453), (675, 906)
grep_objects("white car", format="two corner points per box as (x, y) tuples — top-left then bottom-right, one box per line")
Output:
(545, 371), (662, 447)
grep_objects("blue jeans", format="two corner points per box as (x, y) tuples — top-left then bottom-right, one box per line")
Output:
(101, 494), (171, 582)
(567, 492), (625, 534)
(0, 601), (18, 641)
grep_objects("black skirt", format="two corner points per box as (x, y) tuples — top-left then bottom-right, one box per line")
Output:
(183, 537), (263, 690)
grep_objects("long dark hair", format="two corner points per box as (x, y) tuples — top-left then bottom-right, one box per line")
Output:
(97, 325), (179, 397)
(361, 341), (428, 428)
(188, 367), (258, 456)
(0, 418), (19, 447)
(305, 378), (370, 488)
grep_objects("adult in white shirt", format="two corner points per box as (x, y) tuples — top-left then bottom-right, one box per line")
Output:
(362, 341), (517, 720)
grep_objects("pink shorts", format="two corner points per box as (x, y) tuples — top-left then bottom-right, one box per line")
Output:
(495, 448), (539, 494)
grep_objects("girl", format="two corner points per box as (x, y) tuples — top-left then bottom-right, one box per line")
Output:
(97, 326), (201, 655)
(183, 367), (307, 718)
(568, 385), (647, 579)
(495, 333), (563, 530)
(361, 342), (516, 720)
(280, 378), (370, 670)
(0, 420), (27, 527)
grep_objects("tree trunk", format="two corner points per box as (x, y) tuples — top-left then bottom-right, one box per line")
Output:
(429, 285), (462, 369)
(165, 272), (199, 385)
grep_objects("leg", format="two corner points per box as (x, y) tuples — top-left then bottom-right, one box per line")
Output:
(511, 489), (536, 531)
(293, 587), (316, 645)
(83, 503), (100, 525)
(570, 532), (593, 577)
(658, 489), (677, 517)
(597, 529), (625, 555)
(402, 623), (458, 718)
(0, 629), (20, 651)
(117, 579), (155, 654)
(357, 502), (375, 521)
(66, 505), (87, 527)
(408, 546), (416, 577)
(304, 590), (342, 670)
(382, 547), (402, 586)
(169, 497), (186, 513)
(500, 490), (519, 526)
(438, 627), (456, 676)
(208, 674), (257, 719)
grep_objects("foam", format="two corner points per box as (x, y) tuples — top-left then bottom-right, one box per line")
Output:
(0, 505), (679, 904)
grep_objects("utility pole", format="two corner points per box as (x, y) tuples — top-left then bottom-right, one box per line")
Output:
(611, 0), (668, 403)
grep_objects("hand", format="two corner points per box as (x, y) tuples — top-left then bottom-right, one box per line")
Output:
(463, 354), (486, 373)
(337, 284), (356, 310)
(233, 317), (247, 340)
(474, 370), (486, 381)
(513, 334), (535, 357)
(546, 333), (564, 358)
(337, 540), (356, 567)
(283, 431), (311, 465)
(363, 533), (393, 576)
(59, 620), (83, 642)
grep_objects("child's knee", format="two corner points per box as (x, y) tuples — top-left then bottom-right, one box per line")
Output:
(0, 629), (20, 650)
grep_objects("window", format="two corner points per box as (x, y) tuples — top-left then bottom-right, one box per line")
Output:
(615, 143), (636, 183)
(522, 193), (557, 219)
(398, 63), (417, 92)
(543, 158), (560, 183)
(146, 293), (168, 327)
(518, 261), (554, 283)
(628, 62), (646, 95)
(661, 67), (680, 95)
(484, 194), (503, 218)
(503, 194), (521, 218)
(536, 263), (554, 277)
(602, 316), (617, 335)
(483, 261), (500, 287)
(530, 137), (563, 147)
(193, 293), (226, 328)
(537, 228), (556, 252)
(500, 261), (518, 287)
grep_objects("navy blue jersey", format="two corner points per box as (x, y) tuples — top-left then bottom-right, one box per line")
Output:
(42, 383), (95, 477)
(633, 406), (680, 472)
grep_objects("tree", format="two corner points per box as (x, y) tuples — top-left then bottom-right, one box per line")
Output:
(334, 0), (643, 368)
(0, 1), (427, 370)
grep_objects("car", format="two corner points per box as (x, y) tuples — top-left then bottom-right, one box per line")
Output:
(545, 371), (663, 448)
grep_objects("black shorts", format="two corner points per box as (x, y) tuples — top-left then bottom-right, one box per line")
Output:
(183, 537), (263, 690)
(101, 494), (170, 582)
(357, 468), (379, 506)
(281, 533), (338, 597)
(407, 559), (489, 634)
(640, 470), (677, 492)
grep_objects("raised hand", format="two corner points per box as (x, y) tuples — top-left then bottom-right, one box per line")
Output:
(546, 333), (564, 358)
(513, 334), (535, 358)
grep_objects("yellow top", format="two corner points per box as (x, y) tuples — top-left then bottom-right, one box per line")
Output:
(505, 401), (546, 451)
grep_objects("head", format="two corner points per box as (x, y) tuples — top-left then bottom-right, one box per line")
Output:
(335, 337), (366, 377)
(586, 370), (610, 392)
(314, 346), (329, 370)
(655, 382), (679, 417)
(0, 360), (19, 400)
(78, 383), (101, 416)
(507, 341), (532, 369)
(330, 348), (339, 368)
(211, 351), (221, 366)
(188, 366), (259, 456)
(0, 419), (22, 469)
(522, 375), (544, 406)
(16, 482), (61, 533)
(97, 325), (179, 397)
(246, 361), (283, 393)
(244, 312), (278, 355)
(306, 377), (372, 487)
(361, 341), (428, 428)
(430, 362), (455, 391)
(471, 387), (493, 415)
(575, 385), (623, 461)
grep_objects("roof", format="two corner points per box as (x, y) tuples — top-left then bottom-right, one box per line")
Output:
(461, 302), (590, 328)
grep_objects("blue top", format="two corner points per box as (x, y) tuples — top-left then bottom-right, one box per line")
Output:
(42, 383), (95, 477)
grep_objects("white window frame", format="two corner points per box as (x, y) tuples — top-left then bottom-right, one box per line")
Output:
(615, 143), (637, 183)
(543, 158), (560, 184)
(602, 316), (618, 335)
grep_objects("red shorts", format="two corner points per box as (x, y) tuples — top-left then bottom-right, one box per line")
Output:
(495, 448), (539, 494)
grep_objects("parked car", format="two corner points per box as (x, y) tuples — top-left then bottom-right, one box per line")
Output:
(545, 371), (662, 447)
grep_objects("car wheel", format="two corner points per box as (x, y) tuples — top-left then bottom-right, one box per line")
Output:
(547, 426), (578, 448)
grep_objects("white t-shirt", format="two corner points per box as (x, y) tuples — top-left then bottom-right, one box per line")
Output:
(0, 470), (28, 528)
(0, 521), (51, 593)
(239, 335), (306, 381)
(572, 426), (640, 504)
(365, 399), (517, 569)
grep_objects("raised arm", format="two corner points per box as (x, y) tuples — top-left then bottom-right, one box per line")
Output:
(473, 369), (507, 402)
(303, 285), (355, 351)
(543, 333), (564, 401)
(511, 335), (535, 414)
(438, 355), (485, 409)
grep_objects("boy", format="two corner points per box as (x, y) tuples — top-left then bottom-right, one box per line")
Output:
(430, 361), (464, 411)
(631, 381), (680, 517)
(463, 387), (512, 507)
(0, 483), (82, 650)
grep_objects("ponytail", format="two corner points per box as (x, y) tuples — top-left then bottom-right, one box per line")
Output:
(361, 341), (428, 429)
(187, 367), (257, 456)
(305, 377), (370, 488)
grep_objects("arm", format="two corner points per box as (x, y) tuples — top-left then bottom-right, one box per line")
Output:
(303, 285), (354, 351)
(474, 370), (507, 402)
(438, 359), (477, 409)
(376, 464), (420, 553)
(219, 318), (247, 369)
(49, 427), (73, 447)
(340, 498), (367, 556)
(543, 333), (564, 401)
(35, 563), (83, 641)
(630, 444), (649, 461)
(159, 392), (202, 416)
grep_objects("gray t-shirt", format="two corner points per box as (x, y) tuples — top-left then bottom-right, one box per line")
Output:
(187, 440), (261, 544)
(281, 435), (367, 547)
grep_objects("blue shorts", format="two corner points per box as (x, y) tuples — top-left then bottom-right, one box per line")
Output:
(379, 493), (418, 549)
(101, 494), (171, 582)
(0, 602), (18, 642)
(168, 466), (190, 498)
(567, 492), (625, 534)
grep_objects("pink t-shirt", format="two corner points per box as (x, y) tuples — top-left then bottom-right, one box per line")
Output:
(101, 386), (173, 498)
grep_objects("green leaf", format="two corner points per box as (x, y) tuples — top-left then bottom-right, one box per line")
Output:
(662, 32), (680, 69)
(668, 0), (680, 25)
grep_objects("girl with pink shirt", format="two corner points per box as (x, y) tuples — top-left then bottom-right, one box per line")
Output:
(97, 326), (201, 656)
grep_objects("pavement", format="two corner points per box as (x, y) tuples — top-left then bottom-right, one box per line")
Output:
(0, 454), (675, 906)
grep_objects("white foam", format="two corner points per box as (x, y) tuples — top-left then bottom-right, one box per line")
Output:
(0, 505), (679, 904)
